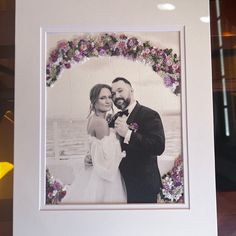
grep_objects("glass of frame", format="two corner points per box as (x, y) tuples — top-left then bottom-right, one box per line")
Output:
(40, 28), (189, 210)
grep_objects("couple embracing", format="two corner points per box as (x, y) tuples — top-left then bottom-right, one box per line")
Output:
(64, 77), (165, 204)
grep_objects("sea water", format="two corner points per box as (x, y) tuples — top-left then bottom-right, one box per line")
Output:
(46, 114), (181, 161)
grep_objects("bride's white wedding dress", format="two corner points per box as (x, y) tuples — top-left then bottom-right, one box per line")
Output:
(62, 129), (127, 204)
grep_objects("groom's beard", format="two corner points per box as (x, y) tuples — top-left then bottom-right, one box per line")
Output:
(114, 97), (130, 110)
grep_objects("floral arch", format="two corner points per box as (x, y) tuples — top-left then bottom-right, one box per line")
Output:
(46, 33), (181, 95)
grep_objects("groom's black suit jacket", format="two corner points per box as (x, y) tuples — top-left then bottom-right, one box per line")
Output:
(119, 102), (165, 203)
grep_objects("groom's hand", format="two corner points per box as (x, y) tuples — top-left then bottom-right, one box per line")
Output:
(115, 116), (129, 137)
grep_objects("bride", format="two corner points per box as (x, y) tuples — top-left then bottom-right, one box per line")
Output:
(62, 84), (127, 204)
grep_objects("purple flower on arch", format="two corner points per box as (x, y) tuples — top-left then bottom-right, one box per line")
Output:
(119, 34), (128, 40)
(49, 49), (59, 63)
(172, 62), (180, 73)
(98, 48), (107, 56)
(64, 63), (71, 69)
(73, 50), (83, 62)
(127, 37), (139, 48)
(57, 41), (69, 51)
(164, 75), (174, 87)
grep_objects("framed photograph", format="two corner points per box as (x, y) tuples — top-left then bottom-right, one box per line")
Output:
(14, 0), (217, 235)
(40, 28), (188, 210)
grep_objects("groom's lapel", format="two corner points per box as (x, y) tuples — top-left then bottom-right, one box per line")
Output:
(127, 102), (141, 124)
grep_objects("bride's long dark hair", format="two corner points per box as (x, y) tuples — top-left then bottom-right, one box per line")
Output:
(88, 83), (113, 117)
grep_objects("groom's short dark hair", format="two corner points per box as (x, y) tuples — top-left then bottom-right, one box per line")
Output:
(112, 77), (132, 87)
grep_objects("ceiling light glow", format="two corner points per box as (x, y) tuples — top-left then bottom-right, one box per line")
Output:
(200, 16), (210, 23)
(157, 3), (176, 11)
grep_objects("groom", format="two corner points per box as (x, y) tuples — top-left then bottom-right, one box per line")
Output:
(111, 77), (165, 203)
